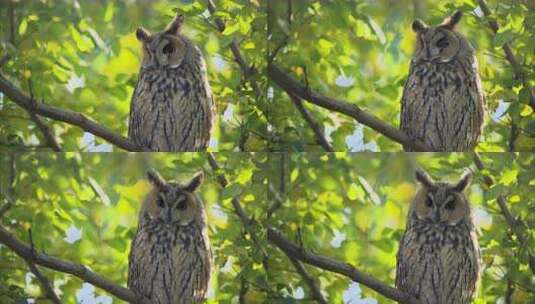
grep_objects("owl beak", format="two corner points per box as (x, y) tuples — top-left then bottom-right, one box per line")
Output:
(165, 208), (173, 224)
(433, 209), (441, 223)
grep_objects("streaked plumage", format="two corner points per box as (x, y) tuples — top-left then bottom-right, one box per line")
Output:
(396, 169), (481, 304)
(128, 169), (212, 304)
(128, 14), (214, 151)
(400, 11), (485, 151)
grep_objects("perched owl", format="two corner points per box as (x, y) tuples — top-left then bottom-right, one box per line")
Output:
(400, 11), (485, 151)
(128, 169), (212, 304)
(396, 169), (481, 304)
(128, 14), (215, 151)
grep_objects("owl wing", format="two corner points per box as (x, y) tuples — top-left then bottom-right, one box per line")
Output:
(399, 64), (424, 151)
(129, 80), (159, 149)
(395, 229), (420, 297)
(127, 230), (155, 298)
(442, 64), (485, 151)
(169, 78), (213, 151)
(169, 233), (213, 302)
(397, 229), (442, 303)
(439, 230), (481, 302)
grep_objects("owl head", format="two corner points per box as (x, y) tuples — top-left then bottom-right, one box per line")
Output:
(410, 168), (473, 226)
(411, 11), (474, 64)
(136, 14), (191, 70)
(140, 169), (206, 227)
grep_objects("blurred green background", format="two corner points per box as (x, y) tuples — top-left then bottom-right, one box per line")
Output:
(268, 0), (535, 151)
(0, 0), (268, 151)
(1, 152), (533, 303)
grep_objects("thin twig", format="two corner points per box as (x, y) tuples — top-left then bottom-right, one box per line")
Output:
(476, 0), (535, 110)
(8, 2), (16, 45)
(266, 183), (285, 219)
(206, 153), (269, 272)
(473, 152), (535, 276)
(0, 153), (16, 218)
(26, 262), (62, 304)
(0, 54), (12, 68)
(505, 279), (514, 304)
(25, 229), (62, 304)
(289, 94), (334, 151)
(239, 277), (248, 304)
(206, 0), (261, 98)
(28, 112), (63, 151)
(267, 153), (289, 218)
(288, 255), (328, 304)
(22, 78), (63, 151)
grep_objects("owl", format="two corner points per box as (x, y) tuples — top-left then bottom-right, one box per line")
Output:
(400, 11), (485, 151)
(128, 14), (215, 151)
(128, 169), (213, 304)
(395, 169), (481, 304)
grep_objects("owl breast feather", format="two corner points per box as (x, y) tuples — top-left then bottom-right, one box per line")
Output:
(128, 54), (214, 152)
(400, 58), (485, 152)
(127, 223), (212, 304)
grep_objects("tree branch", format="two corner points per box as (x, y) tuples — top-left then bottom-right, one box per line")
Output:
(209, 154), (330, 303)
(0, 53), (62, 151)
(263, 144), (416, 304)
(24, 229), (61, 304)
(209, 155), (417, 303)
(289, 94), (334, 152)
(8, 2), (16, 45)
(0, 74), (142, 151)
(206, 153), (269, 271)
(265, 155), (328, 303)
(288, 255), (328, 304)
(505, 279), (514, 304)
(24, 229), (62, 304)
(26, 261), (62, 304)
(0, 153), (16, 218)
(0, 225), (149, 304)
(267, 227), (421, 304)
(268, 64), (429, 151)
(476, 0), (535, 110)
(473, 153), (535, 276)
(27, 111), (62, 151)
(206, 0), (261, 98)
(0, 54), (12, 68)
(266, 182), (285, 219)
(269, 0), (333, 152)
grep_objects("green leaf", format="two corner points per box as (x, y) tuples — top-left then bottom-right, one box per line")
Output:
(221, 183), (242, 200)
(18, 19), (28, 35)
(494, 29), (513, 46)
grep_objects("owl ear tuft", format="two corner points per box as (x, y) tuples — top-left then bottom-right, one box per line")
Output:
(451, 170), (472, 192)
(136, 27), (151, 42)
(415, 168), (435, 189)
(165, 14), (184, 36)
(147, 169), (167, 189)
(441, 10), (462, 30)
(412, 19), (428, 33)
(184, 171), (204, 192)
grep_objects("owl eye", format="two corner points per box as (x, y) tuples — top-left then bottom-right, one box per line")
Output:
(445, 200), (456, 210)
(436, 37), (449, 48)
(157, 197), (165, 208)
(162, 43), (175, 54)
(176, 199), (187, 210)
